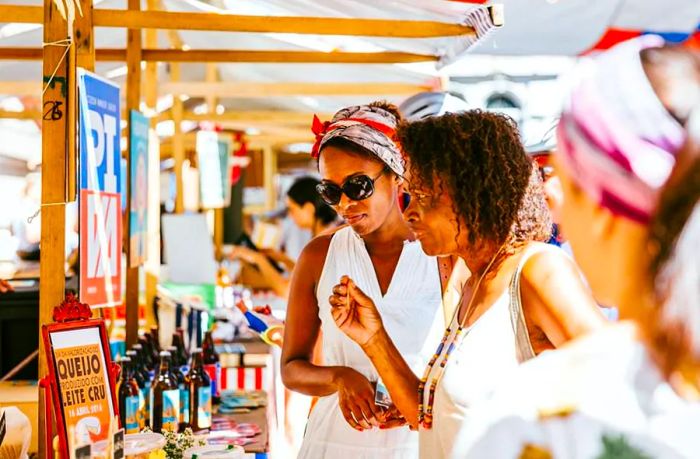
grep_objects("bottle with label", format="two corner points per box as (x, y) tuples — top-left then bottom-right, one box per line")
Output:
(125, 350), (146, 430)
(150, 350), (180, 433)
(117, 357), (141, 434)
(168, 346), (190, 430)
(132, 343), (153, 426)
(202, 330), (221, 403)
(187, 349), (212, 431)
(130, 344), (151, 384)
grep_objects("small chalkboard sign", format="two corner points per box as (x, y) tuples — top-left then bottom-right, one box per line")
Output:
(0, 411), (6, 447)
(75, 444), (92, 459)
(113, 428), (125, 459)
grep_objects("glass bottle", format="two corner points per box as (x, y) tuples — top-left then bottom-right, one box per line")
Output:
(117, 357), (141, 434)
(126, 350), (147, 430)
(173, 332), (189, 373)
(187, 349), (212, 431)
(167, 346), (190, 430)
(137, 336), (154, 372)
(150, 351), (180, 433)
(201, 330), (221, 402)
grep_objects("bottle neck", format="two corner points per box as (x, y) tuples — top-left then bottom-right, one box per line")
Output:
(120, 361), (131, 381)
(159, 356), (171, 373)
(192, 352), (204, 369)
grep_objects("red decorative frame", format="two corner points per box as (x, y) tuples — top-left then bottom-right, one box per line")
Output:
(41, 295), (120, 457)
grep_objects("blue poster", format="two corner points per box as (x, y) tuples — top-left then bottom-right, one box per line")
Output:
(129, 110), (149, 267)
(78, 69), (122, 308)
(79, 70), (121, 194)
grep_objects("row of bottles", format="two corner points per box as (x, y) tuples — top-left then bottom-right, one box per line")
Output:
(116, 328), (220, 434)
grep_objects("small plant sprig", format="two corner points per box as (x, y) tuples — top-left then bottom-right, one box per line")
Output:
(142, 428), (206, 459)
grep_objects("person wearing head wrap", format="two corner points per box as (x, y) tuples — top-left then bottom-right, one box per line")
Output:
(282, 102), (445, 459)
(450, 36), (700, 458)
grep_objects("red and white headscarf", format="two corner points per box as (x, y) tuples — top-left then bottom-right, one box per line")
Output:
(311, 105), (405, 176)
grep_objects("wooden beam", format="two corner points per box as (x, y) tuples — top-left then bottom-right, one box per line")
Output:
(142, 49), (436, 63)
(125, 0), (142, 348)
(262, 145), (276, 211)
(0, 81), (41, 96)
(143, 0), (160, 330)
(172, 64), (185, 214)
(159, 110), (332, 124)
(0, 47), (436, 64)
(74, 0), (95, 70)
(72, 0), (95, 201)
(39, 0), (69, 455)
(96, 9), (473, 38)
(0, 5), (474, 38)
(0, 109), (40, 119)
(160, 82), (431, 98)
(205, 64), (225, 261)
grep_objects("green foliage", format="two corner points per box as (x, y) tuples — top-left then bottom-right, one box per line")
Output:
(596, 434), (652, 459)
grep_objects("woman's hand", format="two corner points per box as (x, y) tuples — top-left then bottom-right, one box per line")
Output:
(333, 367), (383, 431)
(329, 276), (384, 348)
(378, 405), (408, 430)
(230, 246), (264, 266)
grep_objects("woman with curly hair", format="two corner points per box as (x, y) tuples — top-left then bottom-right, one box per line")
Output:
(328, 109), (606, 458)
(452, 38), (700, 459)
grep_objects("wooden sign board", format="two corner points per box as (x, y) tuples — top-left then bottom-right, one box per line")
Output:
(43, 318), (119, 456)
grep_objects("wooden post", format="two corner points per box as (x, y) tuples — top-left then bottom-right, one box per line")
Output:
(39, 0), (70, 455)
(74, 0), (95, 70)
(263, 144), (276, 211)
(172, 63), (185, 214)
(143, 0), (159, 329)
(124, 0), (142, 347)
(205, 63), (224, 261)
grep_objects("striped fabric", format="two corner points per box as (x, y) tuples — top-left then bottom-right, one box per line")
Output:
(461, 0), (700, 55)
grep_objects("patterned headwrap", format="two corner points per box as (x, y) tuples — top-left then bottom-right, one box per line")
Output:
(311, 105), (405, 176)
(557, 35), (686, 223)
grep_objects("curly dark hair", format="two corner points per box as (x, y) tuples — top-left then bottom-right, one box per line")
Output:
(396, 110), (551, 249)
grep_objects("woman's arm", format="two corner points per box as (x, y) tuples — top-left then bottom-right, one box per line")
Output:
(520, 248), (606, 350)
(281, 236), (339, 395)
(331, 278), (421, 428)
(282, 239), (382, 430)
(231, 246), (290, 298)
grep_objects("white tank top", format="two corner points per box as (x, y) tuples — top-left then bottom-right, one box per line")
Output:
(419, 243), (556, 458)
(298, 226), (444, 459)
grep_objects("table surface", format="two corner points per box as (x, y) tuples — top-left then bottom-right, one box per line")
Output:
(213, 392), (270, 454)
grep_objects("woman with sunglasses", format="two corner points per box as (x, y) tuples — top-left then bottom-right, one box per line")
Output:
(451, 38), (700, 458)
(328, 110), (606, 458)
(282, 102), (445, 459)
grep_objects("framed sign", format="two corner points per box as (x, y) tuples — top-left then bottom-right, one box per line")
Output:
(128, 110), (150, 268)
(197, 130), (227, 209)
(43, 317), (119, 456)
(78, 69), (122, 307)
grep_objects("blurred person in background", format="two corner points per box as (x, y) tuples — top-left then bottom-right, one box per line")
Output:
(10, 172), (79, 272)
(452, 37), (700, 458)
(230, 176), (339, 298)
(0, 279), (13, 293)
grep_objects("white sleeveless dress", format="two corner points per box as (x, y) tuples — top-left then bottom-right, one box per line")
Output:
(298, 226), (444, 459)
(419, 243), (555, 459)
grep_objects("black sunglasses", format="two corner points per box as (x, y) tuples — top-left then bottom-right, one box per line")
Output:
(316, 167), (388, 206)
